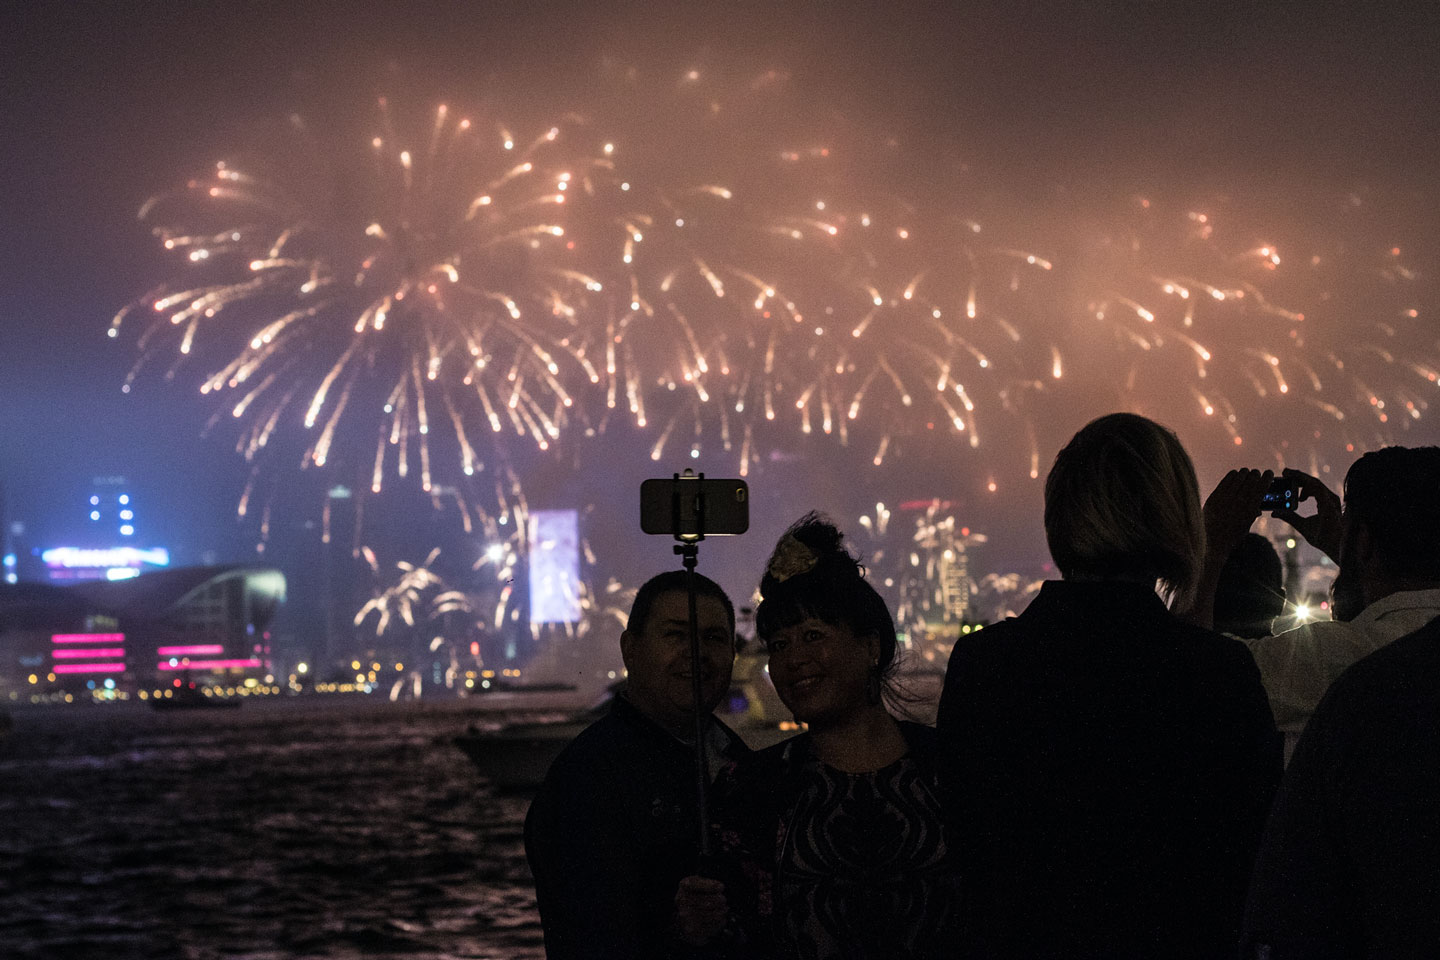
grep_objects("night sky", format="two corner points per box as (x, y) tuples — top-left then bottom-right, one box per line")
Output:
(3, 0), (1438, 633)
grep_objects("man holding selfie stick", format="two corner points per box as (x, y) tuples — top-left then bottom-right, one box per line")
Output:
(524, 473), (751, 959)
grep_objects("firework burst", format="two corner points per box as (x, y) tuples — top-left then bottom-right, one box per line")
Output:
(114, 100), (621, 505)
(116, 69), (1437, 533)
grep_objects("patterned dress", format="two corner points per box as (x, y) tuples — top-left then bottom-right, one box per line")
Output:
(712, 722), (957, 960)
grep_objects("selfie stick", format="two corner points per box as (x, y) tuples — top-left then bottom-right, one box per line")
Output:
(670, 471), (713, 859)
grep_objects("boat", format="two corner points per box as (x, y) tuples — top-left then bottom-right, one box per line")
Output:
(453, 691), (613, 791)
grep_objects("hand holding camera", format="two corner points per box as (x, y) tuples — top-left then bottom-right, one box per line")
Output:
(1268, 467), (1343, 563)
(1202, 468), (1275, 563)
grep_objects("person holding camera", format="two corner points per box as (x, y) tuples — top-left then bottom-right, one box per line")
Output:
(935, 413), (1281, 959)
(1194, 446), (1440, 760)
(524, 570), (751, 960)
(677, 513), (956, 959)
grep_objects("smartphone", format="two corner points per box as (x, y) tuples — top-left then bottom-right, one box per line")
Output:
(1260, 475), (1299, 513)
(640, 476), (749, 538)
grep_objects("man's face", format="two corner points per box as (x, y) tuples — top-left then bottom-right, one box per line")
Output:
(620, 590), (735, 732)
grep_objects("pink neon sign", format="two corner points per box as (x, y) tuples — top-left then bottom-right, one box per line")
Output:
(53, 648), (125, 659)
(53, 663), (127, 675)
(52, 633), (126, 644)
(156, 659), (262, 671)
(156, 644), (226, 656)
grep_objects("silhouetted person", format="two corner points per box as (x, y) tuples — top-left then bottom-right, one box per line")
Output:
(524, 571), (750, 959)
(936, 412), (1281, 959)
(1243, 613), (1440, 958)
(1198, 447), (1440, 759)
(1215, 532), (1285, 639)
(678, 514), (957, 958)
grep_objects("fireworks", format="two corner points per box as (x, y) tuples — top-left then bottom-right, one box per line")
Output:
(854, 499), (990, 636)
(355, 547), (470, 638)
(355, 512), (626, 689)
(116, 69), (1437, 533)
(115, 101), (616, 507)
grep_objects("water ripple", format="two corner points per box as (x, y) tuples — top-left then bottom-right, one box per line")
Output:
(0, 700), (545, 959)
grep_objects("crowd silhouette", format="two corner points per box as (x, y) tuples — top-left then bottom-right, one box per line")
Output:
(525, 413), (1440, 959)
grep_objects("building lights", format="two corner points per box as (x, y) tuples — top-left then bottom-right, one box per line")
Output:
(53, 663), (126, 675)
(43, 547), (169, 569)
(156, 658), (262, 671)
(52, 632), (125, 644)
(156, 644), (225, 656)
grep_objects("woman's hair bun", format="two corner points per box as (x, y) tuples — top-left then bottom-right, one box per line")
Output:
(761, 511), (862, 597)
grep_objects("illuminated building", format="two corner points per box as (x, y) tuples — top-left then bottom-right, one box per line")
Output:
(42, 545), (171, 582)
(0, 565), (286, 701)
(87, 476), (138, 541)
(319, 483), (365, 671)
(33, 477), (170, 584)
(938, 542), (971, 623)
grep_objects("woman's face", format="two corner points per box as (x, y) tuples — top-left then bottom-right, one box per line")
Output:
(764, 617), (878, 727)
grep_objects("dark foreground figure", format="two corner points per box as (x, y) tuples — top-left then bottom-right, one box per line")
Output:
(937, 413), (1282, 959)
(524, 571), (749, 959)
(1243, 613), (1440, 958)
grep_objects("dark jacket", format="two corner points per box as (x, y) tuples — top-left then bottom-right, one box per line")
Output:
(524, 694), (751, 960)
(936, 580), (1282, 959)
(1242, 613), (1440, 959)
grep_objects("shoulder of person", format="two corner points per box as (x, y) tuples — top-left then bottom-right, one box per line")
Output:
(944, 616), (1019, 666)
(534, 712), (633, 797)
(724, 733), (809, 784)
(712, 734), (806, 820)
(1169, 619), (1262, 668)
(1287, 625), (1440, 782)
(713, 716), (754, 757)
(1320, 615), (1440, 710)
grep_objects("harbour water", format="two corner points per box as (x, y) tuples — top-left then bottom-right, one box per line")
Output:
(0, 698), (546, 959)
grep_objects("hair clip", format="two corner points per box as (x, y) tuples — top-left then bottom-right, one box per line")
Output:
(767, 533), (818, 583)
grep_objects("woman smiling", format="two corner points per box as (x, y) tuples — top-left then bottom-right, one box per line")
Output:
(677, 513), (956, 959)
